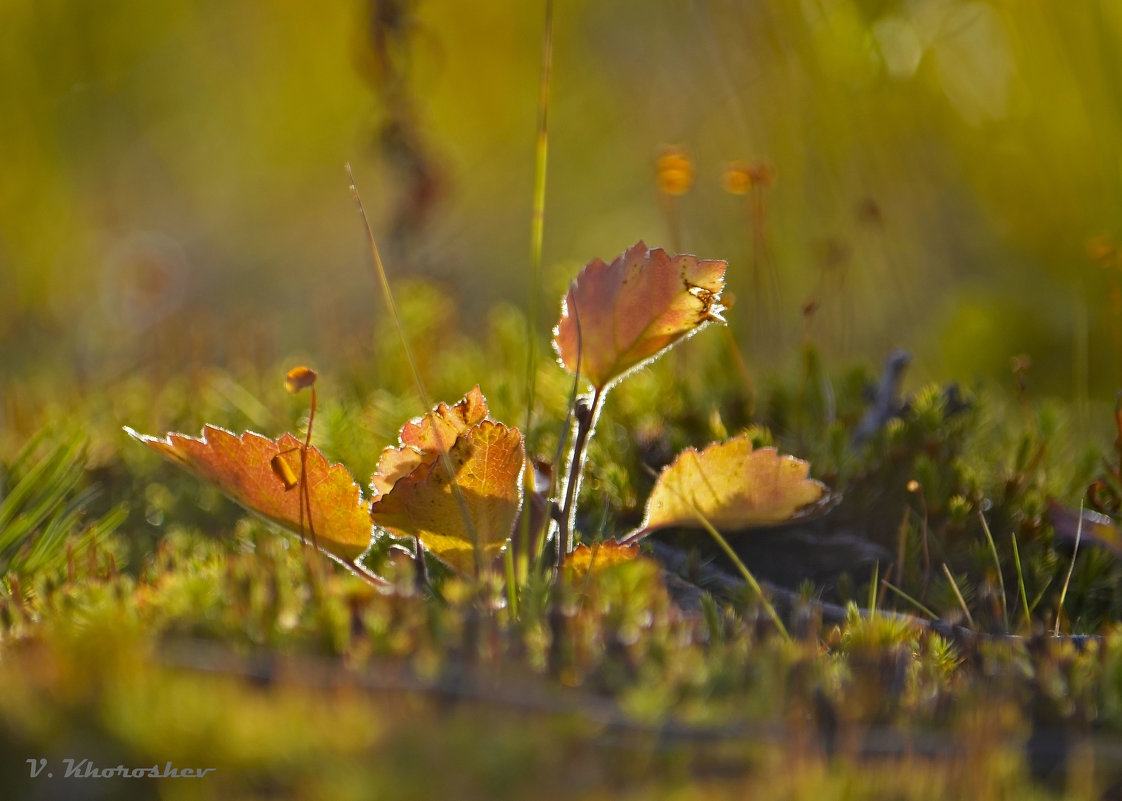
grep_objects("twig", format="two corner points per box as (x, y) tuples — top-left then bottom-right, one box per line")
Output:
(557, 385), (604, 569)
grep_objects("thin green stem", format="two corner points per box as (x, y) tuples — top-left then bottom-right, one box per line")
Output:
(867, 561), (880, 617)
(1028, 576), (1054, 617)
(880, 580), (938, 620)
(979, 511), (1007, 630)
(520, 0), (554, 583)
(300, 386), (318, 553)
(942, 563), (976, 629)
(1054, 500), (1084, 636)
(503, 547), (519, 618)
(1010, 532), (1031, 631)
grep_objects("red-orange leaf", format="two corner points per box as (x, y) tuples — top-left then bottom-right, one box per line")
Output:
(370, 420), (525, 575)
(553, 241), (727, 390)
(125, 425), (372, 563)
(628, 434), (827, 539)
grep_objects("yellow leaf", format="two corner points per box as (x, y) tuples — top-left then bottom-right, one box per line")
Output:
(370, 386), (488, 496)
(564, 540), (640, 582)
(634, 434), (827, 536)
(369, 390), (525, 575)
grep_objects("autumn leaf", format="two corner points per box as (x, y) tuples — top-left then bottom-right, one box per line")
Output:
(564, 540), (641, 583)
(370, 386), (489, 496)
(399, 385), (488, 452)
(553, 241), (727, 390)
(627, 433), (827, 540)
(369, 389), (525, 574)
(125, 425), (372, 563)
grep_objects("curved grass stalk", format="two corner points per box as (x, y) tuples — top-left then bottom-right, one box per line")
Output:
(348, 167), (482, 577)
(1054, 500), (1084, 636)
(690, 512), (790, 642)
(978, 511), (1008, 630)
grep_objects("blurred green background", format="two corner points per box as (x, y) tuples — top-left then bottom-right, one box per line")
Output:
(3, 0), (1122, 438)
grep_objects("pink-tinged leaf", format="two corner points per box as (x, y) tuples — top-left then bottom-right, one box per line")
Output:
(553, 241), (727, 390)
(629, 434), (827, 539)
(125, 425), (372, 562)
(370, 420), (525, 575)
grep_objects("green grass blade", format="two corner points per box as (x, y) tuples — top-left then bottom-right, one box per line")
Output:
(978, 511), (1008, 630)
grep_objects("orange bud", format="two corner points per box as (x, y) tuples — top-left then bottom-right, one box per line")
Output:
(1088, 233), (1117, 266)
(270, 454), (299, 490)
(284, 366), (317, 394)
(748, 159), (776, 188)
(723, 161), (753, 195)
(656, 146), (694, 196)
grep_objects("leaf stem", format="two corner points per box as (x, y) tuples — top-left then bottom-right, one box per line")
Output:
(556, 385), (604, 569)
(345, 558), (391, 589)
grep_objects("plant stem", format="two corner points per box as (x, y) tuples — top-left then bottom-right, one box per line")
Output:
(942, 563), (976, 629)
(344, 558), (390, 589)
(979, 511), (1008, 631)
(880, 580), (938, 620)
(1010, 532), (1031, 632)
(300, 386), (318, 553)
(1054, 501), (1084, 636)
(503, 546), (519, 618)
(693, 514), (789, 642)
(556, 385), (605, 569)
(519, 0), (554, 585)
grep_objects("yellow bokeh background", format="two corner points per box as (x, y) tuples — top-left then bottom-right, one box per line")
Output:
(2, 0), (1121, 397)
